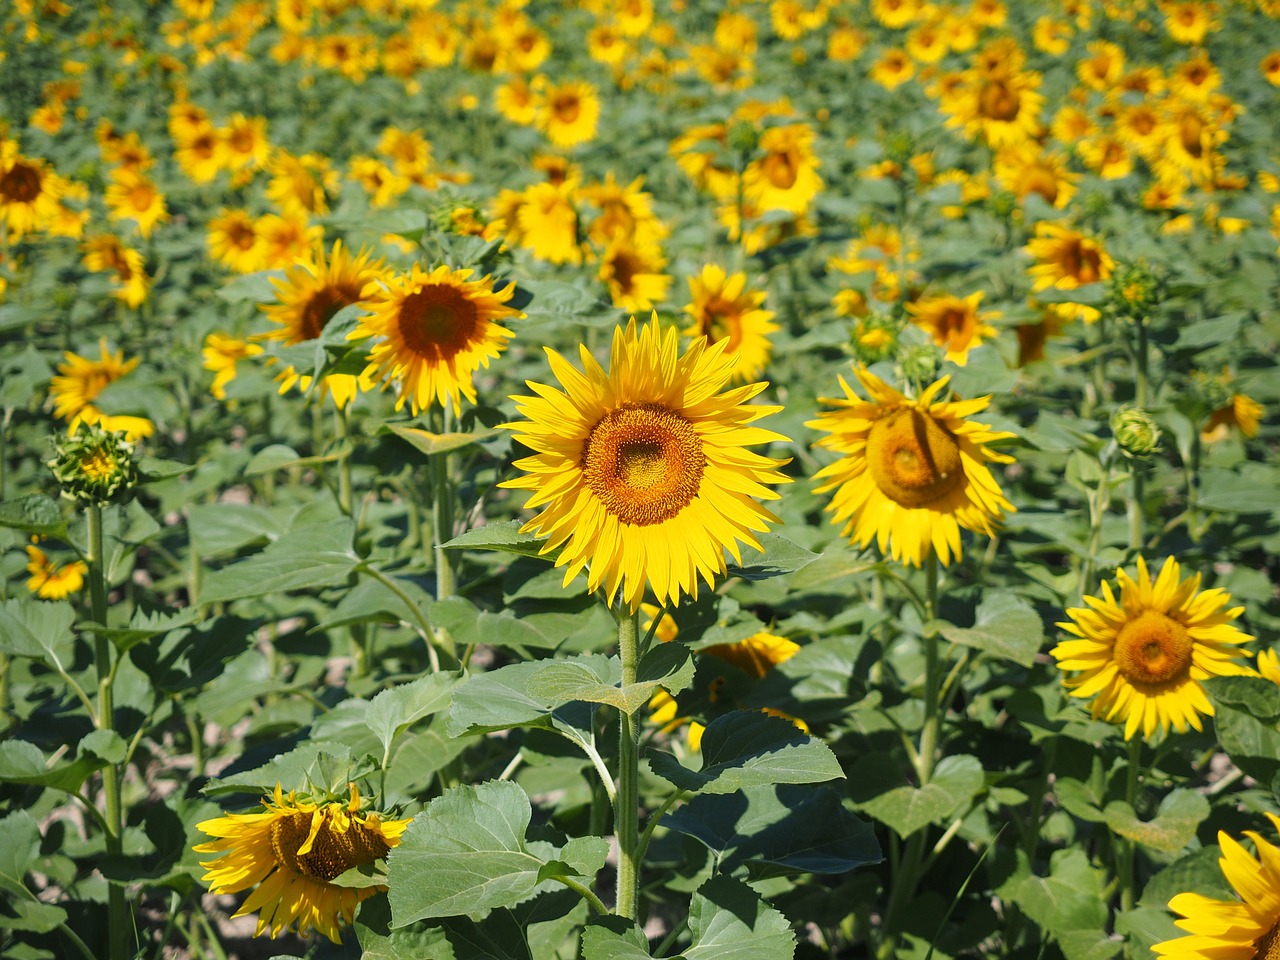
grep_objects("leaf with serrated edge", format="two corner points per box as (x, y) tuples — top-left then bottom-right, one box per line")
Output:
(854, 754), (985, 838)
(581, 917), (653, 960)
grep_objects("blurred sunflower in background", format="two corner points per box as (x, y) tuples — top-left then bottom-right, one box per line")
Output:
(536, 78), (600, 148)
(502, 315), (792, 612)
(681, 264), (778, 383)
(906, 291), (999, 367)
(25, 544), (87, 600)
(49, 338), (154, 440)
(1051, 556), (1256, 741)
(195, 783), (410, 943)
(808, 368), (1015, 567)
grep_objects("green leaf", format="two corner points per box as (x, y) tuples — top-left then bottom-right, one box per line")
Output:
(536, 836), (610, 884)
(446, 660), (596, 737)
(0, 495), (68, 538)
(202, 742), (354, 799)
(0, 900), (67, 933)
(851, 754), (985, 838)
(1205, 677), (1280, 783)
(86, 605), (201, 653)
(581, 917), (654, 960)
(663, 784), (881, 875)
(442, 520), (551, 559)
(79, 729), (127, 764)
(137, 456), (193, 483)
(186, 502), (287, 558)
(386, 424), (503, 457)
(683, 875), (795, 960)
(0, 811), (41, 898)
(1034, 283), (1105, 306)
(1173, 312), (1244, 351)
(217, 269), (285, 303)
(1103, 789), (1209, 854)
(998, 849), (1115, 960)
(936, 592), (1045, 668)
(243, 443), (351, 476)
(0, 739), (106, 794)
(524, 646), (693, 715)
(648, 710), (843, 794)
(357, 897), (534, 960)
(198, 518), (360, 605)
(1196, 465), (1280, 514)
(725, 534), (819, 582)
(365, 672), (462, 758)
(0, 599), (75, 666)
(387, 780), (603, 925)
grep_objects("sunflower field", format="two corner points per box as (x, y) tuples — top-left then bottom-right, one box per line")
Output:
(2, 0), (1280, 958)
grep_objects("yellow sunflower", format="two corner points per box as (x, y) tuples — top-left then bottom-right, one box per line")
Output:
(25, 544), (87, 600)
(207, 208), (264, 274)
(1153, 813), (1280, 959)
(742, 123), (823, 216)
(195, 783), (410, 943)
(501, 315), (792, 612)
(1024, 222), (1115, 323)
(202, 332), (263, 401)
(1051, 557), (1255, 741)
(807, 368), (1015, 567)
(1202, 393), (1264, 443)
(681, 264), (779, 383)
(0, 142), (64, 239)
(907, 291), (999, 367)
(104, 167), (169, 238)
(355, 264), (522, 416)
(259, 240), (386, 409)
(536, 79), (600, 149)
(49, 338), (154, 440)
(598, 237), (671, 313)
(1259, 648), (1280, 686)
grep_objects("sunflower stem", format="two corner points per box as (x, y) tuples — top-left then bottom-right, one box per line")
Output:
(87, 504), (129, 960)
(1119, 738), (1142, 914)
(613, 600), (642, 921)
(1127, 464), (1145, 555)
(335, 403), (353, 516)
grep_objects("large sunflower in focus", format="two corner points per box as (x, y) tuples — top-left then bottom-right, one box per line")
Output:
(501, 315), (792, 612)
(355, 264), (522, 415)
(1154, 813), (1280, 959)
(195, 783), (410, 943)
(1051, 556), (1255, 741)
(259, 240), (386, 408)
(807, 368), (1015, 567)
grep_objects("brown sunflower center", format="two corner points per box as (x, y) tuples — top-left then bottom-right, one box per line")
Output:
(268, 809), (391, 883)
(763, 151), (799, 190)
(131, 184), (155, 211)
(1179, 114), (1204, 156)
(866, 408), (964, 508)
(299, 286), (356, 342)
(699, 298), (744, 350)
(980, 79), (1021, 121)
(1, 162), (42, 203)
(397, 284), (479, 360)
(553, 93), (581, 124)
(581, 404), (706, 526)
(1255, 919), (1280, 960)
(1113, 610), (1193, 686)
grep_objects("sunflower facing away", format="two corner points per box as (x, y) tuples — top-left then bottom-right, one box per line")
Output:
(807, 367), (1015, 567)
(195, 783), (410, 943)
(354, 263), (523, 415)
(501, 315), (792, 612)
(1153, 812), (1280, 960)
(1051, 556), (1256, 741)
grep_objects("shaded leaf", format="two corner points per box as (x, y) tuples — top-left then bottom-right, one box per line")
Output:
(684, 875), (795, 960)
(1103, 789), (1209, 854)
(937, 592), (1045, 668)
(0, 495), (68, 539)
(852, 754), (985, 838)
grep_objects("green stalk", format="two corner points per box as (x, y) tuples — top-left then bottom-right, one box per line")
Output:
(1119, 739), (1142, 913)
(613, 602), (641, 920)
(87, 504), (128, 960)
(335, 404), (353, 517)
(431, 407), (456, 602)
(1079, 444), (1115, 599)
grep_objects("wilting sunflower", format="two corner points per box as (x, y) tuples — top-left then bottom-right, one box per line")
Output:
(807, 367), (1015, 567)
(259, 240), (387, 409)
(355, 264), (522, 415)
(501, 315), (791, 612)
(25, 544), (87, 600)
(1051, 556), (1255, 741)
(681, 264), (779, 383)
(195, 783), (410, 943)
(49, 338), (154, 440)
(1153, 813), (1280, 960)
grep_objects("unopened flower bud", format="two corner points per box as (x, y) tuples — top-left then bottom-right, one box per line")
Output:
(727, 120), (759, 156)
(899, 343), (939, 386)
(48, 425), (139, 505)
(1111, 407), (1161, 461)
(1109, 260), (1160, 320)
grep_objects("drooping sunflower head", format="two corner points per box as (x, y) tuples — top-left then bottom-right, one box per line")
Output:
(807, 367), (1016, 567)
(354, 263), (523, 416)
(195, 782), (410, 943)
(1051, 556), (1256, 741)
(501, 315), (792, 612)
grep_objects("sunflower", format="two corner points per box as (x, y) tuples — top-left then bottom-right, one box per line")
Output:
(103, 168), (168, 238)
(49, 338), (154, 440)
(1259, 648), (1280, 686)
(536, 79), (601, 149)
(495, 76), (539, 126)
(514, 180), (584, 265)
(870, 48), (915, 90)
(1153, 813), (1280, 959)
(202, 332), (263, 401)
(807, 368), (1015, 567)
(266, 150), (337, 218)
(1051, 556), (1255, 741)
(355, 263), (522, 416)
(207, 208), (264, 274)
(946, 65), (1044, 148)
(742, 123), (824, 216)
(255, 212), (322, 270)
(501, 315), (792, 612)
(907, 291), (999, 366)
(0, 142), (64, 238)
(25, 544), (87, 600)
(1025, 222), (1114, 322)
(681, 264), (778, 383)
(598, 237), (671, 313)
(82, 235), (150, 309)
(1202, 393), (1264, 443)
(259, 240), (386, 409)
(195, 783), (410, 943)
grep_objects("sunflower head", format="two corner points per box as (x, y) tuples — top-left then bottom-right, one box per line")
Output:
(1111, 406), (1162, 460)
(1051, 556), (1256, 741)
(195, 781), (410, 943)
(48, 425), (140, 506)
(501, 314), (792, 612)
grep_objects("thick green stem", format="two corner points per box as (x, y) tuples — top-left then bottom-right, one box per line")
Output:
(335, 405), (353, 516)
(1133, 317), (1149, 409)
(613, 603), (641, 921)
(88, 505), (128, 960)
(1120, 739), (1142, 913)
(1128, 465), (1145, 555)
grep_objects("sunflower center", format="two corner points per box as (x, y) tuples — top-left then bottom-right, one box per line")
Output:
(397, 284), (479, 360)
(980, 79), (1020, 121)
(268, 809), (391, 883)
(1, 162), (42, 203)
(581, 404), (706, 526)
(700, 298), (744, 350)
(763, 151), (799, 189)
(553, 93), (581, 124)
(1256, 920), (1280, 960)
(1113, 610), (1193, 686)
(866, 408), (964, 508)
(80, 449), (119, 482)
(300, 286), (356, 342)
(131, 184), (155, 211)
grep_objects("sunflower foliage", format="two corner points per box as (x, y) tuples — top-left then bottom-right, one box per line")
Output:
(1, 1), (1279, 960)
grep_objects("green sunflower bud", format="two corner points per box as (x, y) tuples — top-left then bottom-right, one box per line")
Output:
(882, 130), (915, 167)
(1111, 406), (1161, 461)
(1108, 260), (1160, 320)
(48, 425), (140, 506)
(727, 120), (759, 157)
(899, 342), (940, 386)
(852, 314), (898, 364)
